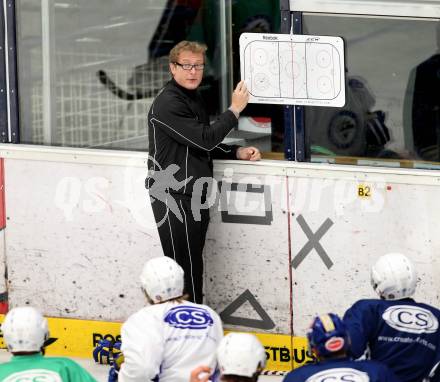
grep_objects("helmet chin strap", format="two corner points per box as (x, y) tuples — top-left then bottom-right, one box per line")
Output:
(155, 294), (185, 304)
(144, 289), (185, 304)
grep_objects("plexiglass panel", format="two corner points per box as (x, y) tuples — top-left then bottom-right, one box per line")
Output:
(16, 0), (286, 156)
(303, 14), (440, 167)
(16, 0), (226, 150)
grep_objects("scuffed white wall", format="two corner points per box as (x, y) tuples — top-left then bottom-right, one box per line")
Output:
(4, 149), (162, 320)
(2, 146), (440, 339)
(289, 171), (440, 334)
(205, 168), (290, 334)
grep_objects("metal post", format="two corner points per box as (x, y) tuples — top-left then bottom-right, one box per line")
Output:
(280, 3), (306, 162)
(280, 0), (295, 160)
(42, 0), (56, 144)
(4, 0), (18, 143)
(291, 11), (306, 161)
(0, 1), (7, 142)
(219, 0), (232, 112)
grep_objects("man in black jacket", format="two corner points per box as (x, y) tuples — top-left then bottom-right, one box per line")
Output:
(147, 40), (260, 303)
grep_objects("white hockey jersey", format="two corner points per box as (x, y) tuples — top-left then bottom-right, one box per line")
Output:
(119, 300), (223, 382)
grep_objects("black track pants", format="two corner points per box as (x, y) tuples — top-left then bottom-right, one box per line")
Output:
(150, 193), (209, 304)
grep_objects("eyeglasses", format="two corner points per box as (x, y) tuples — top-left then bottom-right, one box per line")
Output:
(174, 62), (205, 71)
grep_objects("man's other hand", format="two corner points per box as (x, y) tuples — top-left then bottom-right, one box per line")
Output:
(230, 81), (250, 115)
(189, 365), (211, 382)
(236, 146), (261, 161)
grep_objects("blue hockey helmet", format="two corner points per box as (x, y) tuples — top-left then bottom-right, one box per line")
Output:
(307, 313), (350, 358)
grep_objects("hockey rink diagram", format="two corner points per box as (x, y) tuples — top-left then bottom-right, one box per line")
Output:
(240, 33), (345, 107)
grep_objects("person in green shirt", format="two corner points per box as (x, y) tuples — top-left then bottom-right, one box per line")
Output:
(0, 306), (97, 382)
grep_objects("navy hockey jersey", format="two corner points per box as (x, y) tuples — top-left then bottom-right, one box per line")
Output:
(283, 357), (399, 382)
(343, 298), (440, 382)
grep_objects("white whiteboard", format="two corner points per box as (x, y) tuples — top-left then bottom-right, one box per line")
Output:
(240, 33), (346, 107)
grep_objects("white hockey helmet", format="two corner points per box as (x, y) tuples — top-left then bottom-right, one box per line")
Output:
(217, 333), (267, 377)
(2, 307), (49, 352)
(371, 253), (417, 300)
(140, 256), (184, 303)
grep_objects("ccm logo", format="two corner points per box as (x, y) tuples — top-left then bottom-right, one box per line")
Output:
(382, 305), (439, 334)
(305, 368), (369, 382)
(164, 306), (214, 329)
(325, 337), (345, 352)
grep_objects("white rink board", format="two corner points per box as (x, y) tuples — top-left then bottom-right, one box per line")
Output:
(205, 171), (290, 334)
(289, 175), (440, 334)
(1, 146), (440, 339)
(4, 158), (162, 320)
(240, 33), (345, 107)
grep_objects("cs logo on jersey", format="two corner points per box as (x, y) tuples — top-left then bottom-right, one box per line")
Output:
(164, 306), (214, 329)
(305, 368), (369, 382)
(4, 369), (62, 382)
(382, 305), (439, 334)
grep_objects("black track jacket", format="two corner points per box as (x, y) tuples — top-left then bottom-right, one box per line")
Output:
(146, 79), (239, 197)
